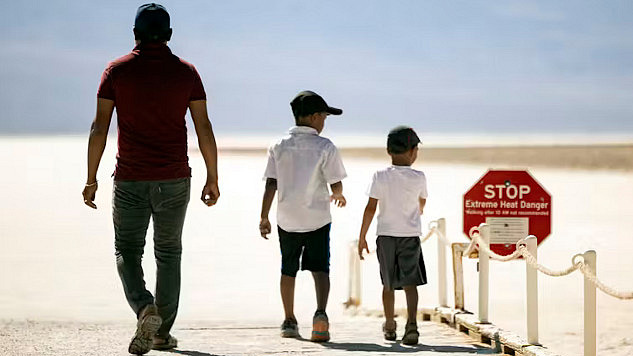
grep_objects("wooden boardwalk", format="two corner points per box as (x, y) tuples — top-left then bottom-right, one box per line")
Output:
(2, 315), (501, 356)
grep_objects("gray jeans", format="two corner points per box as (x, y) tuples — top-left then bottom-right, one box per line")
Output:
(112, 178), (190, 337)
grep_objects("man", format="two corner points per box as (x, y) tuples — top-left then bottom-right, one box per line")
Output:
(82, 4), (219, 354)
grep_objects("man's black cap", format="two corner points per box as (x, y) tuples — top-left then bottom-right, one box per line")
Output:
(290, 91), (343, 118)
(134, 3), (171, 42)
(387, 126), (421, 154)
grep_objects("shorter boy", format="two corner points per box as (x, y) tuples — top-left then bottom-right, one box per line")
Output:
(358, 126), (428, 345)
(260, 90), (347, 342)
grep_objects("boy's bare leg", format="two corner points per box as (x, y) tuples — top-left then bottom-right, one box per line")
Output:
(403, 285), (418, 323)
(311, 272), (330, 311)
(402, 285), (420, 345)
(382, 286), (396, 323)
(280, 275), (296, 321)
(310, 272), (331, 342)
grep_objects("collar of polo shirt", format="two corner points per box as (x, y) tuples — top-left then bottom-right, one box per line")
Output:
(289, 126), (319, 135)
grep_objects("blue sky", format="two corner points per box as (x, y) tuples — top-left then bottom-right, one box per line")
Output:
(1, 0), (632, 135)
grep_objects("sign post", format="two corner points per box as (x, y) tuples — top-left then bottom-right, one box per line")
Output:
(463, 170), (552, 255)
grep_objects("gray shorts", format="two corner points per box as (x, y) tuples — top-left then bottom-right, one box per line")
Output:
(376, 236), (427, 290)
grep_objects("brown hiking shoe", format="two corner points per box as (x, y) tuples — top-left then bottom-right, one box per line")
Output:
(128, 304), (162, 355)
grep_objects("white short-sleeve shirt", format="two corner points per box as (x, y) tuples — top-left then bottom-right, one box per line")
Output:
(264, 126), (347, 232)
(367, 165), (428, 237)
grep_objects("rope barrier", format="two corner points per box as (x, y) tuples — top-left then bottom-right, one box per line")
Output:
(470, 232), (523, 261)
(578, 263), (633, 300)
(420, 219), (450, 245)
(420, 226), (437, 244)
(429, 220), (451, 245)
(464, 228), (633, 300)
(519, 245), (582, 277)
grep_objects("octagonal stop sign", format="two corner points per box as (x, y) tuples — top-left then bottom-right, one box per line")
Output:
(463, 170), (552, 256)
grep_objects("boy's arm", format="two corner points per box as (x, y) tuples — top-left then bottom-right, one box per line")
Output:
(358, 197), (378, 260)
(419, 197), (427, 215)
(189, 100), (220, 206)
(329, 181), (346, 207)
(259, 178), (277, 239)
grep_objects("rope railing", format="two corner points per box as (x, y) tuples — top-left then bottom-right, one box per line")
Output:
(466, 227), (633, 300)
(577, 261), (633, 300)
(347, 217), (632, 356)
(420, 221), (441, 244)
(428, 220), (451, 245)
(348, 218), (632, 356)
(460, 223), (633, 356)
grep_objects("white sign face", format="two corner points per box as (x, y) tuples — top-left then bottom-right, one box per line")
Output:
(485, 217), (529, 244)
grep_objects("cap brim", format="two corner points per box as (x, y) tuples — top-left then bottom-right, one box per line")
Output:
(326, 107), (343, 115)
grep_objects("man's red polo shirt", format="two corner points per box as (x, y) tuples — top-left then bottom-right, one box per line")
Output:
(97, 43), (206, 181)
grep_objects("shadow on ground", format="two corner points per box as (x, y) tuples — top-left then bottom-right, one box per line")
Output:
(167, 342), (496, 355)
(318, 340), (496, 354)
(166, 350), (225, 356)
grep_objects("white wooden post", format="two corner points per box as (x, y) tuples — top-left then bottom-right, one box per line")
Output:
(584, 250), (597, 356)
(452, 243), (466, 310)
(354, 242), (362, 306)
(478, 224), (490, 323)
(525, 235), (539, 344)
(346, 240), (362, 308)
(437, 218), (448, 307)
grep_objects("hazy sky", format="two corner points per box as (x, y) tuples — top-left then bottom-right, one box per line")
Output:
(1, 0), (632, 135)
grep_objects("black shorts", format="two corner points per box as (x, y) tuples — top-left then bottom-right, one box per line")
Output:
(278, 223), (330, 277)
(376, 236), (428, 290)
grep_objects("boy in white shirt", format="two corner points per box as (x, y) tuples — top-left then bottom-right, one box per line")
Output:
(358, 126), (428, 345)
(260, 90), (347, 342)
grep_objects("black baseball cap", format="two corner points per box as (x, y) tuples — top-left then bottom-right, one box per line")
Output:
(134, 3), (171, 42)
(290, 91), (343, 118)
(387, 126), (421, 154)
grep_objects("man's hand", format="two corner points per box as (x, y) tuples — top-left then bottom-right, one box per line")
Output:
(201, 181), (220, 206)
(358, 238), (369, 260)
(82, 182), (98, 209)
(330, 193), (347, 208)
(259, 217), (271, 239)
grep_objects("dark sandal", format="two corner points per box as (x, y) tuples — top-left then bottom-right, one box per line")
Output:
(402, 322), (419, 345)
(382, 320), (397, 341)
(152, 334), (178, 350)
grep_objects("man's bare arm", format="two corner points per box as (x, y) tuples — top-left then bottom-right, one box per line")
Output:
(189, 100), (220, 206)
(259, 178), (277, 239)
(82, 98), (114, 209)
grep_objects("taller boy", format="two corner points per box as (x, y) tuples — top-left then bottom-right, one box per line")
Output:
(260, 91), (347, 342)
(82, 4), (219, 354)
